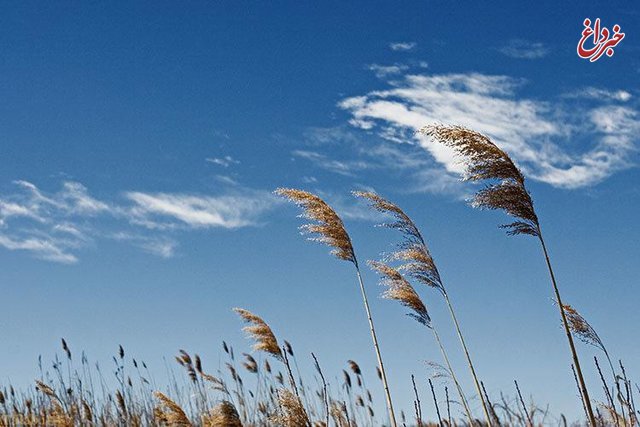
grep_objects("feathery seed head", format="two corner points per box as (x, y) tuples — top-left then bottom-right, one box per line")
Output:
(203, 400), (242, 427)
(275, 188), (356, 263)
(271, 389), (310, 427)
(347, 360), (361, 376)
(233, 308), (283, 360)
(154, 392), (192, 426)
(369, 261), (431, 327)
(355, 191), (444, 292)
(420, 124), (539, 236)
(563, 304), (606, 352)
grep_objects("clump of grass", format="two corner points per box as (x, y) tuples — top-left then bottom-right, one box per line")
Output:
(422, 124), (596, 425)
(270, 389), (311, 427)
(154, 392), (192, 426)
(203, 401), (242, 427)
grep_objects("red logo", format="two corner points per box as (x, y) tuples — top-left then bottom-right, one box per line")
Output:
(577, 18), (625, 62)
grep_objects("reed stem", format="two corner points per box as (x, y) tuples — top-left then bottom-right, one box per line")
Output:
(431, 326), (474, 425)
(443, 291), (493, 427)
(538, 231), (596, 426)
(354, 265), (398, 427)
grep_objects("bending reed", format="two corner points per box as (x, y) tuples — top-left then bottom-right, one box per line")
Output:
(421, 123), (596, 426)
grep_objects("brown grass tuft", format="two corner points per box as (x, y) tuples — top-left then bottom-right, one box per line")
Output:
(233, 308), (283, 360)
(275, 188), (356, 263)
(420, 124), (539, 236)
(354, 191), (443, 293)
(369, 261), (430, 327)
(271, 389), (310, 427)
(154, 392), (192, 426)
(203, 400), (243, 427)
(562, 304), (605, 352)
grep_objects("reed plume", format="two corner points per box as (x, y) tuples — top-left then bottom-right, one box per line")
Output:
(271, 389), (311, 427)
(276, 188), (397, 427)
(422, 123), (596, 426)
(368, 261), (430, 326)
(356, 190), (491, 426)
(233, 308), (283, 361)
(563, 304), (606, 354)
(203, 401), (243, 427)
(562, 303), (627, 425)
(154, 392), (192, 426)
(369, 260), (473, 423)
(274, 188), (355, 263)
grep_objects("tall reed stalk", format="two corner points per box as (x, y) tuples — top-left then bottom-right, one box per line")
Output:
(356, 191), (492, 426)
(275, 188), (398, 427)
(369, 260), (474, 425)
(422, 124), (597, 426)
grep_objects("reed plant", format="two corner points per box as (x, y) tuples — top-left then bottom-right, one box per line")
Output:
(275, 188), (398, 427)
(356, 190), (492, 426)
(421, 124), (597, 426)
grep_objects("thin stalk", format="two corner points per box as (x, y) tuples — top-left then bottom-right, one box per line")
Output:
(282, 348), (300, 400)
(443, 291), (493, 427)
(572, 364), (589, 424)
(481, 381), (502, 427)
(429, 378), (443, 427)
(412, 375), (423, 426)
(514, 380), (533, 427)
(538, 231), (596, 426)
(603, 350), (628, 427)
(354, 265), (397, 427)
(594, 356), (620, 427)
(311, 353), (329, 427)
(431, 326), (474, 425)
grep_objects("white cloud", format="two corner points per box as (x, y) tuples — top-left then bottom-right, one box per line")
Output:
(206, 155), (239, 167)
(367, 64), (409, 78)
(0, 200), (43, 224)
(125, 191), (277, 229)
(390, 42), (417, 51)
(60, 182), (110, 214)
(292, 150), (370, 176)
(564, 87), (632, 102)
(339, 72), (639, 189)
(0, 234), (77, 264)
(498, 39), (549, 59)
(0, 181), (277, 263)
(111, 232), (178, 258)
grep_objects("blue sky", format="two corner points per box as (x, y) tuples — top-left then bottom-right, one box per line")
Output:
(1, 1), (639, 422)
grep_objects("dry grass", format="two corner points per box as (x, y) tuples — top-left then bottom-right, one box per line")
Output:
(234, 308), (283, 360)
(0, 125), (635, 427)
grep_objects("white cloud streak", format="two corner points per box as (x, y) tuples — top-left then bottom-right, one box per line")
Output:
(563, 87), (632, 102)
(389, 42), (417, 51)
(206, 156), (239, 167)
(367, 64), (409, 78)
(498, 39), (549, 59)
(126, 191), (275, 229)
(339, 72), (639, 189)
(0, 181), (277, 263)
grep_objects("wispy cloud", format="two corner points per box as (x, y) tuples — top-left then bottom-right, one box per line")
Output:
(111, 232), (178, 259)
(0, 181), (277, 263)
(389, 42), (417, 51)
(126, 191), (275, 229)
(339, 72), (639, 189)
(292, 150), (370, 176)
(498, 39), (549, 59)
(563, 87), (632, 102)
(206, 155), (239, 167)
(367, 63), (409, 78)
(0, 234), (78, 264)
